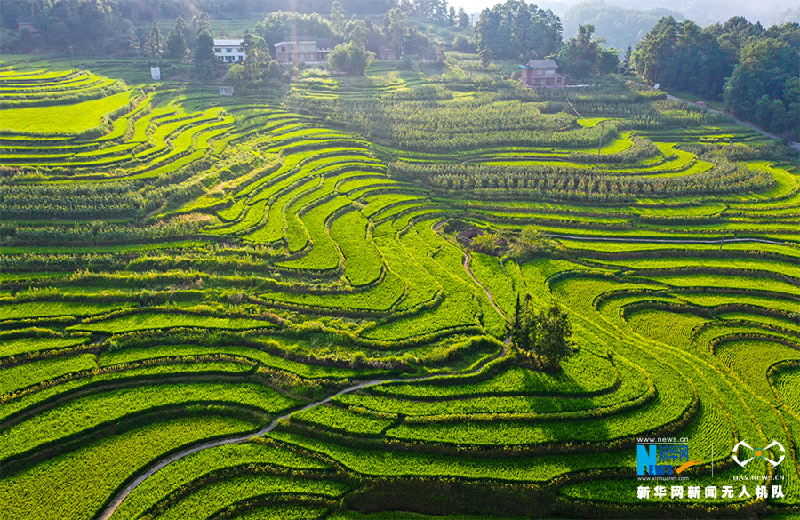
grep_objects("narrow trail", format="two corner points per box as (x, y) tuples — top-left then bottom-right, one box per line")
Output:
(462, 251), (507, 320)
(98, 334), (509, 520)
(98, 378), (386, 520)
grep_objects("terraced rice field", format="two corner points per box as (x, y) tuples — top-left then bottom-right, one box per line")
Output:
(1, 55), (799, 519)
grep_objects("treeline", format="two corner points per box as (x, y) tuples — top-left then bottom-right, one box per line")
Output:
(0, 182), (145, 220)
(391, 159), (774, 201)
(633, 16), (800, 138)
(1, 220), (202, 247)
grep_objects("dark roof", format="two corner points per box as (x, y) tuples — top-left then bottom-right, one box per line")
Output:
(522, 59), (558, 69)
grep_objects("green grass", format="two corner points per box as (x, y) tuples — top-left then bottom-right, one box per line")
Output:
(0, 336), (88, 358)
(0, 301), (133, 320)
(98, 343), (364, 379)
(112, 440), (331, 520)
(330, 210), (384, 286)
(292, 404), (395, 435)
(157, 474), (348, 520)
(269, 430), (636, 481)
(0, 416), (259, 520)
(715, 339), (800, 398)
(66, 311), (276, 333)
(372, 352), (619, 399)
(4, 62), (800, 519)
(0, 354), (96, 395)
(0, 382), (297, 463)
(0, 91), (132, 134)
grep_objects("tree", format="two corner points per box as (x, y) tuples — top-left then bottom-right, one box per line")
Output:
(128, 30), (141, 57)
(165, 16), (189, 60)
(198, 12), (212, 33)
(267, 60), (282, 79)
(557, 24), (603, 78)
(471, 233), (501, 254)
(724, 37), (799, 136)
(458, 7), (470, 28)
(632, 16), (732, 99)
(345, 19), (367, 48)
(195, 28), (216, 79)
(452, 34), (470, 52)
(226, 62), (247, 90)
(507, 295), (573, 372)
(621, 45), (632, 72)
(234, 32), (269, 88)
(479, 47), (493, 69)
(597, 47), (620, 74)
(330, 0), (345, 37)
(329, 41), (373, 75)
(148, 21), (164, 60)
(16, 26), (36, 53)
(508, 227), (558, 260)
(254, 12), (333, 58)
(385, 8), (408, 54)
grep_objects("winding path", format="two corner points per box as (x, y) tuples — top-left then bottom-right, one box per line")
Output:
(98, 378), (386, 520)
(98, 337), (509, 520)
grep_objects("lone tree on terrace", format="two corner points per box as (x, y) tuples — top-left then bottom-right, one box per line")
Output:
(508, 294), (573, 372)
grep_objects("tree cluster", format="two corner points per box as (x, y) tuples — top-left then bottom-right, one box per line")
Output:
(227, 32), (282, 90)
(475, 0), (562, 61)
(632, 16), (800, 138)
(507, 295), (573, 372)
(556, 24), (619, 78)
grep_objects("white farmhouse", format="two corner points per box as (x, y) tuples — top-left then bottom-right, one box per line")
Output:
(213, 39), (245, 63)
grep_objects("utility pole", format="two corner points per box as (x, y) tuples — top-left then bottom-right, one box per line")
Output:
(69, 45), (77, 72)
(596, 120), (606, 163)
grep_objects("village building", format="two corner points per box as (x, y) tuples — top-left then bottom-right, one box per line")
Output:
(520, 59), (566, 88)
(379, 46), (398, 60)
(213, 39), (245, 63)
(16, 17), (39, 36)
(273, 39), (331, 65)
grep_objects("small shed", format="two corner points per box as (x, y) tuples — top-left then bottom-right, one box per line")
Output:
(150, 67), (161, 80)
(219, 86), (234, 96)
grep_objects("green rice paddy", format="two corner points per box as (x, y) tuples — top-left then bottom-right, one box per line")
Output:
(1, 58), (799, 519)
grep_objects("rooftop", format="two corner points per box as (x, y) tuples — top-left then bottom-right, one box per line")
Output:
(214, 39), (244, 46)
(274, 40), (318, 46)
(521, 59), (558, 69)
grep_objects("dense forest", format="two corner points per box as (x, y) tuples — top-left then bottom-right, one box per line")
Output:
(632, 16), (800, 139)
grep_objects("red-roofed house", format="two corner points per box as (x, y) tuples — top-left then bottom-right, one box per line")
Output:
(520, 59), (566, 88)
